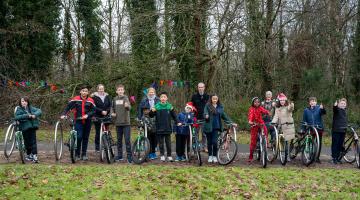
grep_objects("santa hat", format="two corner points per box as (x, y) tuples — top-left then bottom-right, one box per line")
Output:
(277, 93), (287, 101)
(185, 102), (197, 113)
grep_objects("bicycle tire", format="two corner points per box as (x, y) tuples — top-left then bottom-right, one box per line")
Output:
(260, 134), (267, 168)
(16, 132), (25, 164)
(69, 131), (77, 163)
(54, 121), (63, 161)
(193, 135), (202, 166)
(301, 135), (315, 166)
(4, 123), (16, 159)
(99, 128), (104, 162)
(217, 136), (237, 165)
(279, 136), (287, 165)
(132, 136), (150, 164)
(102, 134), (115, 164)
(354, 141), (360, 169)
(267, 126), (279, 163)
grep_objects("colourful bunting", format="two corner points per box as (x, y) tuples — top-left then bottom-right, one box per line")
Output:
(130, 96), (136, 104)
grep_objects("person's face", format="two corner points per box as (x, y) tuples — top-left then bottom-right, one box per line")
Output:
(116, 87), (125, 96)
(98, 85), (104, 93)
(266, 93), (272, 100)
(80, 88), (89, 98)
(254, 99), (260, 107)
(21, 98), (28, 107)
(198, 83), (205, 94)
(148, 89), (155, 97)
(280, 100), (286, 106)
(211, 96), (218, 105)
(309, 100), (317, 107)
(160, 94), (168, 103)
(185, 107), (192, 113)
(338, 101), (347, 109)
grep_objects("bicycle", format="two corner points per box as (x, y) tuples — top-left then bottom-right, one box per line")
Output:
(94, 116), (115, 164)
(251, 123), (268, 168)
(178, 121), (202, 166)
(338, 124), (360, 168)
(217, 123), (238, 165)
(271, 122), (294, 165)
(132, 118), (150, 164)
(3, 119), (26, 164)
(54, 116), (82, 163)
(266, 123), (278, 163)
(289, 122), (321, 166)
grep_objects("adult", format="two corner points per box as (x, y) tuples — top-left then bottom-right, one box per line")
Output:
(261, 91), (276, 142)
(191, 82), (210, 152)
(92, 84), (112, 152)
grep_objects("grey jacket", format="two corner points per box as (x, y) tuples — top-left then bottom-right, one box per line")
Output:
(111, 95), (131, 126)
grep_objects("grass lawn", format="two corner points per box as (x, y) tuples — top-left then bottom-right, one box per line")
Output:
(0, 164), (358, 199)
(0, 127), (333, 146)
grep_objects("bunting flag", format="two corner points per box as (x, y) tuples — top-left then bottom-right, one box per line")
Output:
(130, 96), (136, 104)
(160, 80), (165, 86)
(0, 79), (66, 93)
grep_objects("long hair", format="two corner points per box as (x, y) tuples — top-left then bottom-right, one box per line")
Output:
(207, 94), (221, 114)
(18, 96), (32, 113)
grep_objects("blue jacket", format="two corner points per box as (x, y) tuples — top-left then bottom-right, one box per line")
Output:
(302, 105), (326, 130)
(137, 96), (160, 119)
(176, 112), (194, 135)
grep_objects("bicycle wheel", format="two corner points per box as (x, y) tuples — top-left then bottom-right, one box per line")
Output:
(301, 135), (315, 166)
(102, 133), (115, 164)
(193, 135), (202, 166)
(4, 123), (16, 159)
(217, 136), (237, 165)
(279, 136), (287, 165)
(354, 141), (360, 169)
(99, 130), (104, 162)
(16, 132), (25, 164)
(311, 127), (320, 161)
(69, 131), (77, 163)
(132, 136), (150, 164)
(54, 121), (63, 161)
(260, 134), (267, 168)
(343, 141), (356, 163)
(267, 127), (279, 163)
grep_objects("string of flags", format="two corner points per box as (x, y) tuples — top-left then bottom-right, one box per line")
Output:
(150, 80), (191, 90)
(0, 79), (65, 93)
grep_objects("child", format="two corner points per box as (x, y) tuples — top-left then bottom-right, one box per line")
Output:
(149, 92), (180, 162)
(137, 87), (160, 160)
(248, 97), (270, 162)
(92, 84), (112, 152)
(331, 98), (347, 164)
(261, 91), (276, 142)
(14, 96), (42, 163)
(302, 97), (326, 163)
(271, 93), (295, 161)
(111, 84), (132, 163)
(175, 102), (197, 162)
(61, 85), (95, 161)
(203, 95), (236, 163)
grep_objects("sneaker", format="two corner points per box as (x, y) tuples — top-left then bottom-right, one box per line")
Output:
(127, 156), (133, 164)
(160, 156), (166, 162)
(213, 156), (218, 163)
(75, 156), (81, 161)
(330, 159), (337, 165)
(208, 156), (213, 163)
(32, 154), (39, 163)
(175, 156), (182, 162)
(148, 153), (153, 160)
(152, 153), (158, 160)
(336, 159), (343, 164)
(181, 155), (187, 161)
(167, 157), (174, 162)
(25, 154), (34, 161)
(82, 156), (89, 161)
(115, 156), (123, 162)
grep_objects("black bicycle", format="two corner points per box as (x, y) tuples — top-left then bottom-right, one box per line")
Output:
(217, 123), (238, 165)
(94, 116), (115, 164)
(252, 123), (268, 168)
(338, 124), (360, 168)
(289, 122), (321, 166)
(178, 121), (202, 166)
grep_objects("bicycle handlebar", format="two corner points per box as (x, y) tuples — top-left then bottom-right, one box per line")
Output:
(300, 122), (322, 129)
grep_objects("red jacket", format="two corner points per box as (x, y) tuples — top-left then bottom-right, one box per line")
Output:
(62, 96), (96, 123)
(248, 106), (269, 124)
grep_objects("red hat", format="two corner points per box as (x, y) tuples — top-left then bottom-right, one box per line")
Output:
(277, 93), (287, 101)
(185, 102), (197, 113)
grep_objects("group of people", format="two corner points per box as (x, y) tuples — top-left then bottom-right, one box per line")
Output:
(13, 82), (348, 165)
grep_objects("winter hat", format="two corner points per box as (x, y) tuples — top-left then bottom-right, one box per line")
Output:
(185, 102), (197, 113)
(277, 93), (287, 101)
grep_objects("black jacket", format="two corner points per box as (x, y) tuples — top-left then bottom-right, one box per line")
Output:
(191, 92), (209, 120)
(92, 92), (112, 118)
(62, 96), (96, 123)
(332, 106), (347, 133)
(149, 102), (178, 134)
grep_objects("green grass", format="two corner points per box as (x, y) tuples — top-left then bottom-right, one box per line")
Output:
(0, 164), (358, 199)
(0, 128), (333, 146)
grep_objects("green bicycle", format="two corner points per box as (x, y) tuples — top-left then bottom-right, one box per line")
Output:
(132, 118), (150, 164)
(4, 120), (26, 164)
